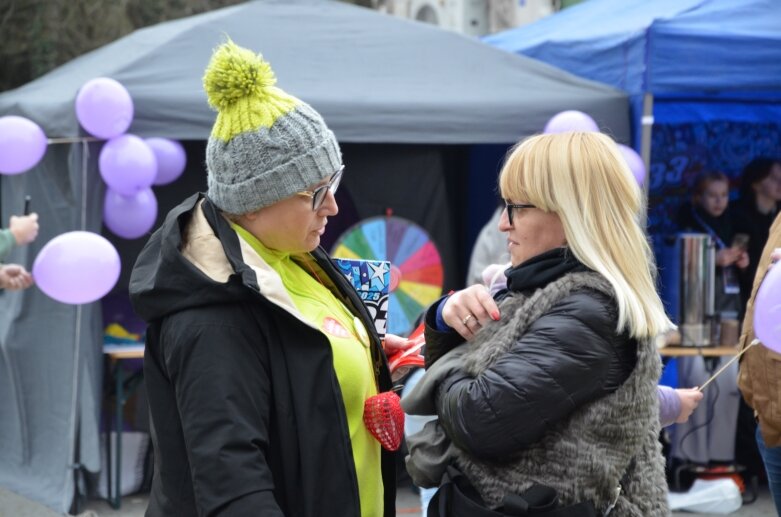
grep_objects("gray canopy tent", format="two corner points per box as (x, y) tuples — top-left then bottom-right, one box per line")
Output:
(0, 0), (628, 511)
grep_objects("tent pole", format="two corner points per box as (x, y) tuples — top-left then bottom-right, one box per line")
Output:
(62, 140), (88, 511)
(640, 93), (654, 227)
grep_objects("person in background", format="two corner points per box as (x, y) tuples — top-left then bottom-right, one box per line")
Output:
(130, 41), (404, 516)
(737, 212), (781, 514)
(0, 212), (38, 290)
(0, 264), (33, 290)
(0, 212), (38, 262)
(677, 171), (749, 318)
(405, 132), (671, 515)
(658, 386), (703, 428)
(732, 158), (781, 490)
(671, 171), (745, 467)
(734, 157), (781, 311)
(465, 206), (507, 287)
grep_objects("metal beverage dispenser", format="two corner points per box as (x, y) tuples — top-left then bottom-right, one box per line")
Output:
(658, 233), (716, 346)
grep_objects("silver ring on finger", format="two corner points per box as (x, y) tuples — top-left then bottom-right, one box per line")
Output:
(462, 314), (475, 326)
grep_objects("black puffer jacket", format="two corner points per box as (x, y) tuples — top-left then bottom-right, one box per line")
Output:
(424, 257), (637, 460)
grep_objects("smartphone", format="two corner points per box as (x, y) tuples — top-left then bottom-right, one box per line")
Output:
(732, 233), (749, 251)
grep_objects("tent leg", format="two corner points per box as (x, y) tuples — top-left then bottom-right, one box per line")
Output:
(639, 93), (654, 227)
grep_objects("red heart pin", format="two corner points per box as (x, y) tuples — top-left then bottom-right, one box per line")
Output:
(363, 391), (405, 451)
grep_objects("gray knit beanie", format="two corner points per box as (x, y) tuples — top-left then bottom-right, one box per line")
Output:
(203, 40), (342, 214)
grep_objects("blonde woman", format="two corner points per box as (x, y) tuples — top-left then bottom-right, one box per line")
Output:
(404, 132), (671, 516)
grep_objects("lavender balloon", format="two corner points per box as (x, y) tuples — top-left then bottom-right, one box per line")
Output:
(104, 187), (158, 239)
(75, 77), (134, 139)
(0, 116), (47, 174)
(99, 134), (157, 196)
(617, 144), (647, 186)
(754, 262), (781, 353)
(544, 110), (599, 134)
(33, 231), (120, 304)
(146, 138), (187, 186)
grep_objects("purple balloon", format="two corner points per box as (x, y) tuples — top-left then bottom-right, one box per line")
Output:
(103, 187), (158, 239)
(99, 134), (157, 196)
(617, 144), (647, 186)
(754, 262), (781, 353)
(33, 231), (120, 305)
(544, 110), (599, 134)
(75, 77), (134, 139)
(0, 116), (47, 175)
(146, 138), (186, 186)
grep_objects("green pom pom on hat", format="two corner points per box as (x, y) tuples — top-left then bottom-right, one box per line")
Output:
(203, 39), (342, 215)
(203, 40), (299, 142)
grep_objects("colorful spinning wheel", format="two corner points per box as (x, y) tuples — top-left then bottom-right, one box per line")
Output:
(332, 216), (443, 336)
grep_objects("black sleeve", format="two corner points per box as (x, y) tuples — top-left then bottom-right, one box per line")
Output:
(163, 320), (284, 516)
(436, 292), (629, 460)
(423, 296), (465, 368)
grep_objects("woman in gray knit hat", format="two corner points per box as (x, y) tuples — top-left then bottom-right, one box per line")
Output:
(129, 41), (406, 517)
(404, 132), (672, 516)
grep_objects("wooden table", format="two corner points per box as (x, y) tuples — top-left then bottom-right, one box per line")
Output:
(103, 344), (145, 509)
(659, 345), (739, 357)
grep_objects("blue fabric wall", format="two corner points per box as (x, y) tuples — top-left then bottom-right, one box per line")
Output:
(648, 97), (781, 236)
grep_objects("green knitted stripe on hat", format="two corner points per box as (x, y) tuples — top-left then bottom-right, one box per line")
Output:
(203, 40), (300, 142)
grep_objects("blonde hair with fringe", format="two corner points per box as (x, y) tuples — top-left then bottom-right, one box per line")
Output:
(498, 132), (672, 339)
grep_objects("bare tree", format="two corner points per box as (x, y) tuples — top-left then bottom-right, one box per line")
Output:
(0, 0), (245, 92)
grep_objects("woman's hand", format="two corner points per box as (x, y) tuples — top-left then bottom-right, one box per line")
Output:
(382, 333), (410, 356)
(442, 285), (500, 340)
(675, 388), (704, 424)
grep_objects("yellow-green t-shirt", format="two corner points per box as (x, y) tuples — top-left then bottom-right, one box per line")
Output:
(232, 224), (383, 517)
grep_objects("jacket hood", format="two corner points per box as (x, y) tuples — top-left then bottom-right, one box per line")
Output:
(130, 193), (307, 324)
(129, 194), (253, 322)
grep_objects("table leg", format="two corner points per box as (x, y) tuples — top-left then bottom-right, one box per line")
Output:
(113, 363), (124, 509)
(105, 406), (112, 507)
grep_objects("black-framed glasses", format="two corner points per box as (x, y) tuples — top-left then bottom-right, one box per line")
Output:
(297, 165), (344, 210)
(504, 199), (535, 226)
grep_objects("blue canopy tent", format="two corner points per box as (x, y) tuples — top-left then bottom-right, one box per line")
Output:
(485, 0), (781, 235)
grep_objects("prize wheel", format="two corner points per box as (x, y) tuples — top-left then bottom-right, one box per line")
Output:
(332, 216), (443, 336)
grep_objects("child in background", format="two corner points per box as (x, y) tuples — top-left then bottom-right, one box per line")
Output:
(671, 171), (745, 467)
(677, 171), (749, 317)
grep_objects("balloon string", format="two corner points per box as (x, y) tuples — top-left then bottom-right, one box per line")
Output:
(47, 136), (102, 144)
(698, 340), (758, 392)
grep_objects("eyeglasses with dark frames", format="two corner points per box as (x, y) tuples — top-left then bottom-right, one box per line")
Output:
(504, 199), (536, 226)
(296, 166), (344, 211)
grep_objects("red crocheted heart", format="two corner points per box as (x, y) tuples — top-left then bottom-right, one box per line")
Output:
(363, 391), (405, 451)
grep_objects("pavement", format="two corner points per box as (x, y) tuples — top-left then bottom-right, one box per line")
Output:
(0, 482), (776, 516)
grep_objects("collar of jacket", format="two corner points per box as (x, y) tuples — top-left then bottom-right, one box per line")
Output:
(195, 194), (392, 387)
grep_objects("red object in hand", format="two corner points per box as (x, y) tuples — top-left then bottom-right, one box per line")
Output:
(387, 322), (426, 376)
(363, 391), (405, 451)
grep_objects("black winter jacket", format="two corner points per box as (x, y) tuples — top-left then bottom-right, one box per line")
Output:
(423, 264), (637, 460)
(129, 194), (396, 517)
